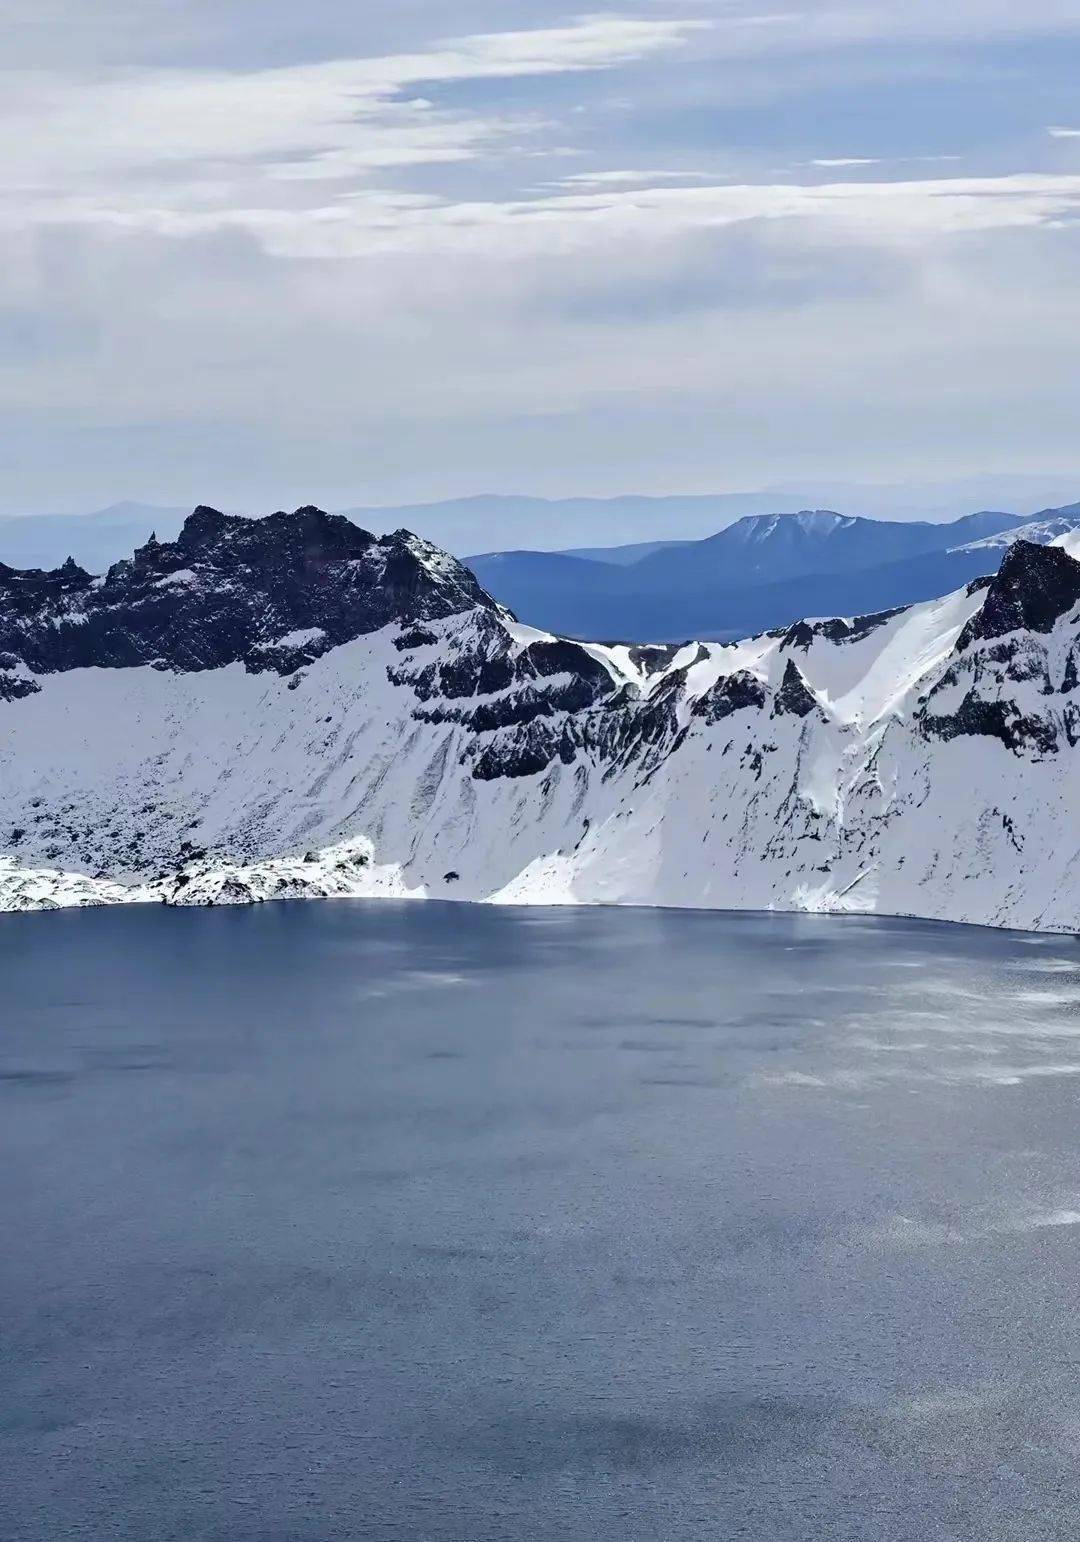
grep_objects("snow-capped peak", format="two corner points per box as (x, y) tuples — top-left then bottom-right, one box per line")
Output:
(727, 509), (851, 544)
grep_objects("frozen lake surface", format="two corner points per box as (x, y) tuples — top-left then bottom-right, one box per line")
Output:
(4, 901), (1080, 1540)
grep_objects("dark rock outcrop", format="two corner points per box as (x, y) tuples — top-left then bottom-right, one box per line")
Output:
(772, 659), (819, 719)
(691, 669), (767, 724)
(780, 607), (904, 652)
(0, 506), (502, 679)
(914, 543), (1080, 759)
(0, 670), (39, 702)
(958, 540), (1080, 650)
(920, 690), (1060, 756)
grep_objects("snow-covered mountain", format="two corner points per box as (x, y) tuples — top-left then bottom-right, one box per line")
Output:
(3, 506), (1080, 931)
(951, 506), (1080, 555)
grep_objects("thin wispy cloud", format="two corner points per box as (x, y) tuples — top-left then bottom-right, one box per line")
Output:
(30, 172), (1080, 257)
(807, 156), (963, 169)
(550, 169), (722, 186)
(1, 14), (711, 199)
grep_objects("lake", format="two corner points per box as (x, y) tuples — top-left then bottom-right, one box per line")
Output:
(4, 900), (1080, 1540)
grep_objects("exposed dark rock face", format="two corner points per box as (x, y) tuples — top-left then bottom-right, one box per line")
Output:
(914, 544), (1080, 759)
(400, 631), (615, 708)
(627, 643), (687, 675)
(393, 626), (438, 652)
(691, 670), (767, 724)
(390, 610), (622, 774)
(842, 607), (907, 643)
(920, 691), (1060, 756)
(468, 676), (607, 734)
(772, 659), (819, 718)
(596, 665), (690, 779)
(0, 670), (39, 702)
(779, 620), (818, 651)
(780, 607), (904, 652)
(957, 540), (1080, 650)
(0, 506), (501, 678)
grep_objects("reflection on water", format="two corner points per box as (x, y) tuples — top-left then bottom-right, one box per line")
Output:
(3, 902), (1080, 1541)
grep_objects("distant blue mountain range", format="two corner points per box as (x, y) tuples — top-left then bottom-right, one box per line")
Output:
(467, 506), (1080, 640)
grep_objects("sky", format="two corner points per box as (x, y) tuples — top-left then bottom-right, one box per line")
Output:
(5, 1), (1080, 531)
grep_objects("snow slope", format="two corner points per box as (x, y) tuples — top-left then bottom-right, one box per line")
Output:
(954, 509), (1080, 555)
(2, 508), (1080, 930)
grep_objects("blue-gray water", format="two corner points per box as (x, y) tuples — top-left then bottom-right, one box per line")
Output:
(4, 902), (1080, 1541)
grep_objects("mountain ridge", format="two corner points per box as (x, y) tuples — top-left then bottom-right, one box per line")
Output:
(0, 505), (500, 689)
(2, 507), (1080, 930)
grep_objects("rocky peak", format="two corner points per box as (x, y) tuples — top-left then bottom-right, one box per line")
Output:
(958, 540), (1080, 650)
(176, 503), (233, 547)
(0, 505), (504, 680)
(779, 620), (817, 651)
(691, 669), (767, 724)
(168, 503), (376, 567)
(772, 658), (820, 718)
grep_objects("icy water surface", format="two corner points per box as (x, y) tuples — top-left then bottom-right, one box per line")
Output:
(4, 902), (1080, 1540)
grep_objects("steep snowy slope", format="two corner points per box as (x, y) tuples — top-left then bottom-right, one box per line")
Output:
(2, 508), (1079, 931)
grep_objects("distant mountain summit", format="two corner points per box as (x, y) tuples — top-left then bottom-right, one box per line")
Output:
(3, 507), (1080, 930)
(636, 507), (1024, 587)
(467, 506), (1080, 640)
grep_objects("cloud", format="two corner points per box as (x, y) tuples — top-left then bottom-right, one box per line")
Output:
(684, 0), (1080, 49)
(3, 3), (1080, 515)
(39, 171), (1080, 259)
(806, 156), (964, 170)
(1048, 126), (1080, 139)
(6, 0), (1080, 67)
(0, 14), (711, 210)
(409, 14), (713, 75)
(550, 168), (721, 186)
